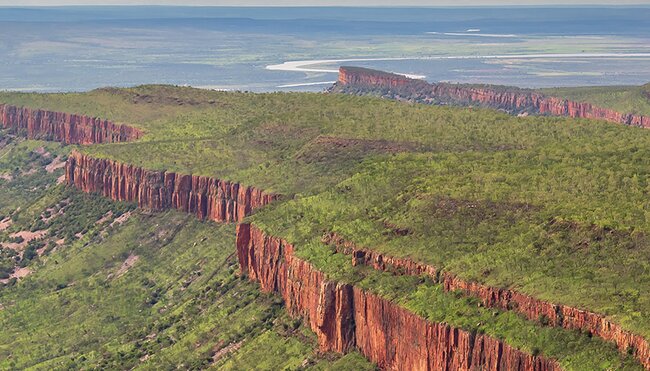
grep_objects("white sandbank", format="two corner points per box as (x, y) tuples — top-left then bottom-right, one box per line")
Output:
(267, 53), (650, 81)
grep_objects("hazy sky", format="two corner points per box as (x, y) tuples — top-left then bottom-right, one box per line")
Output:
(1, 0), (648, 5)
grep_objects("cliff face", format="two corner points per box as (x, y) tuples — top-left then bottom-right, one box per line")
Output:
(66, 151), (277, 223)
(0, 104), (142, 144)
(337, 66), (424, 90)
(237, 223), (560, 371)
(322, 232), (650, 370)
(335, 67), (650, 129)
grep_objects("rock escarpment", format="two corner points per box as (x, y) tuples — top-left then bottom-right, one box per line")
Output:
(322, 232), (650, 370)
(0, 104), (142, 144)
(0, 104), (273, 222)
(65, 151), (277, 223)
(333, 67), (650, 128)
(237, 223), (560, 371)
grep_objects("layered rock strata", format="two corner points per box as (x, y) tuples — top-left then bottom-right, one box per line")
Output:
(237, 223), (560, 371)
(65, 151), (277, 222)
(322, 232), (650, 370)
(334, 67), (650, 128)
(0, 104), (142, 144)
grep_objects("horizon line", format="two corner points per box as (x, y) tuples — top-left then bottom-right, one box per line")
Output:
(1, 4), (649, 8)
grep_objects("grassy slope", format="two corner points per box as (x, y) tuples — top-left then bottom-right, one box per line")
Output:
(1, 86), (649, 367)
(539, 83), (650, 116)
(0, 133), (372, 369)
(0, 135), (70, 280)
(0, 206), (373, 370)
(0, 135), (69, 217)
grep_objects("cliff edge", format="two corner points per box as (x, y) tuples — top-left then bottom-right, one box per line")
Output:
(332, 66), (650, 128)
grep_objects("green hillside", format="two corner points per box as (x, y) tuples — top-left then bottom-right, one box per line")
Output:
(1, 85), (649, 369)
(0, 208), (372, 369)
(0, 135), (372, 369)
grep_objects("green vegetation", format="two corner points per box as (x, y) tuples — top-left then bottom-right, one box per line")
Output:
(0, 135), (70, 283)
(0, 134), (69, 216)
(246, 221), (642, 370)
(1, 84), (650, 368)
(0, 207), (372, 369)
(250, 145), (650, 336)
(0, 130), (372, 369)
(540, 83), (650, 116)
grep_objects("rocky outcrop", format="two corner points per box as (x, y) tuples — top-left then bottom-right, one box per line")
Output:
(322, 232), (650, 370)
(65, 151), (277, 222)
(237, 223), (560, 370)
(333, 67), (650, 129)
(0, 104), (142, 144)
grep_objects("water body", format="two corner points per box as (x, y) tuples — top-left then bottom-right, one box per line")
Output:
(0, 6), (649, 92)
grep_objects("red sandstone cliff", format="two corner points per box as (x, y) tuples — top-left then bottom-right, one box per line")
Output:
(237, 223), (560, 371)
(8, 96), (646, 369)
(65, 151), (277, 223)
(335, 67), (650, 129)
(0, 104), (142, 144)
(322, 232), (650, 370)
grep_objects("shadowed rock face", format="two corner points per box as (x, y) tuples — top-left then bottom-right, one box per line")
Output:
(65, 151), (278, 223)
(322, 232), (650, 370)
(0, 104), (142, 144)
(334, 67), (650, 129)
(236, 223), (561, 371)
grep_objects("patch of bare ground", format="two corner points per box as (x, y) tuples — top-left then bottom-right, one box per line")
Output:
(0, 267), (31, 284)
(0, 217), (12, 232)
(40, 201), (68, 223)
(10, 267), (30, 279)
(45, 156), (66, 173)
(2, 230), (48, 251)
(36, 244), (49, 256)
(211, 340), (244, 363)
(33, 146), (49, 156)
(114, 254), (140, 278)
(110, 211), (132, 228)
(0, 173), (12, 181)
(95, 211), (114, 225)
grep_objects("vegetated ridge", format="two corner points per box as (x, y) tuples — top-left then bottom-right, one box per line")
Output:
(0, 96), (566, 370)
(332, 66), (650, 128)
(237, 223), (561, 370)
(0, 85), (648, 370)
(321, 231), (650, 370)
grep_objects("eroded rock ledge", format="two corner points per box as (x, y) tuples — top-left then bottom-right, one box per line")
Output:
(333, 67), (650, 129)
(65, 151), (277, 223)
(322, 232), (650, 370)
(0, 104), (142, 144)
(236, 223), (560, 371)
